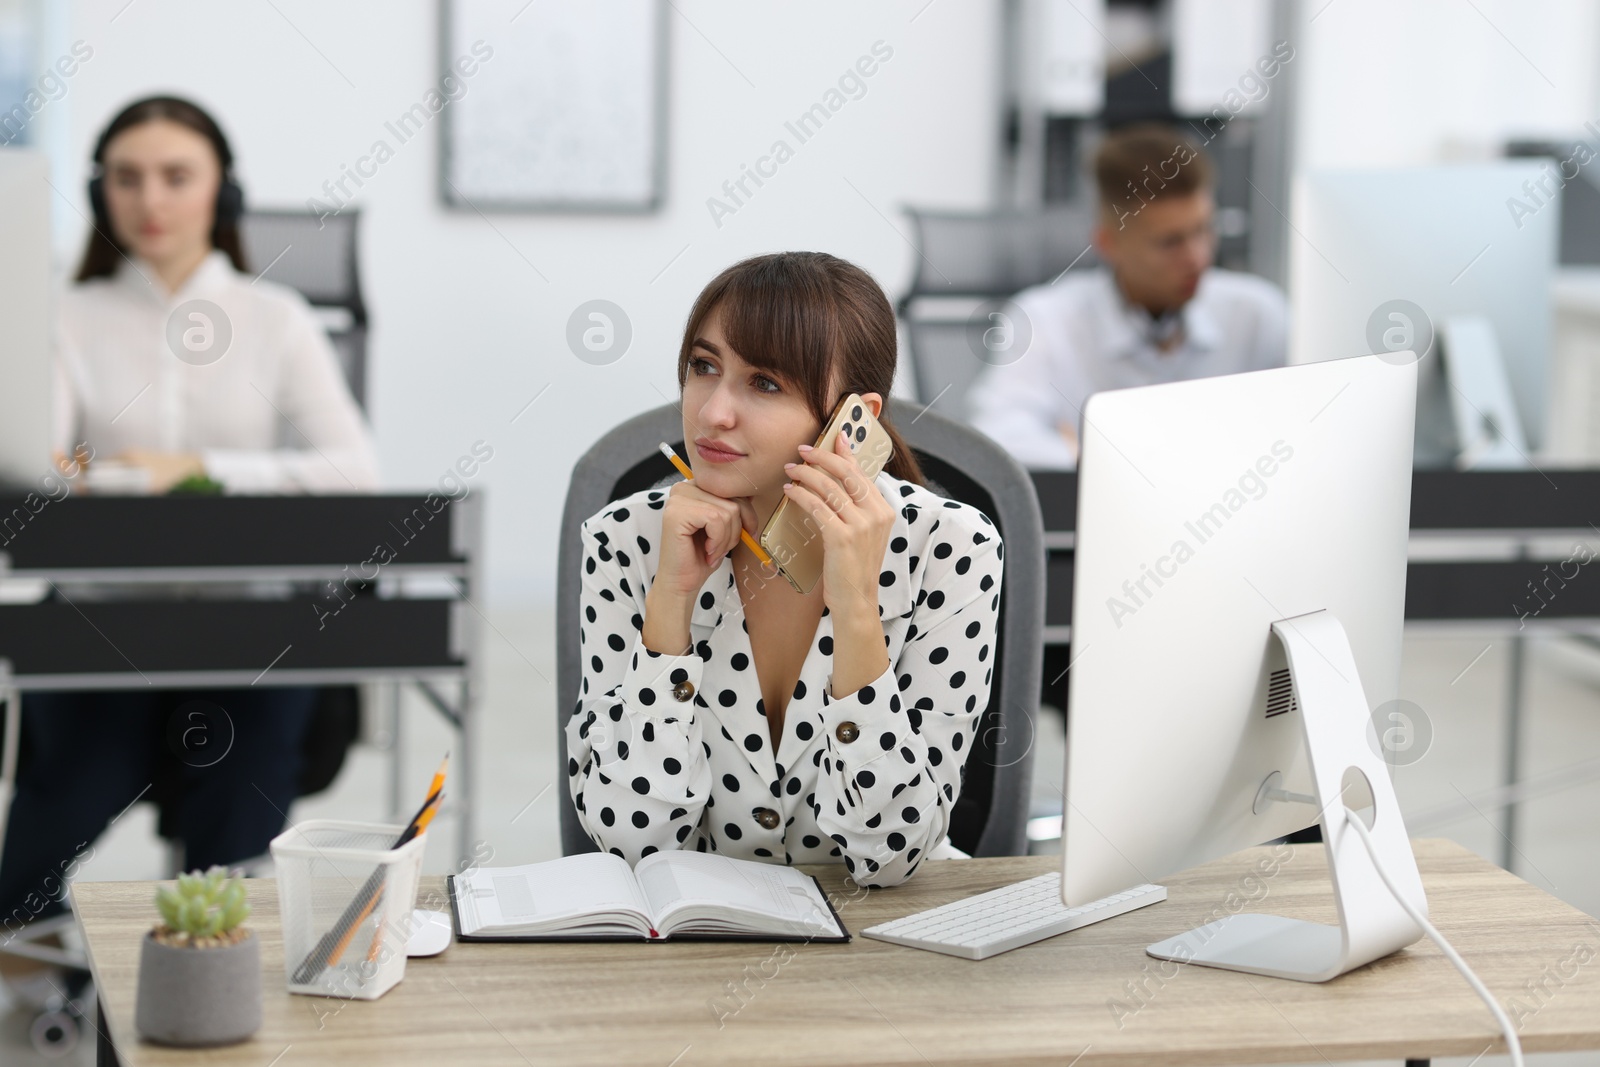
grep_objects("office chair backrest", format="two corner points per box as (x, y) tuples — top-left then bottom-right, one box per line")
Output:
(237, 209), (369, 408)
(903, 206), (1100, 299)
(899, 315), (1007, 425)
(556, 399), (1045, 859)
(899, 206), (1099, 422)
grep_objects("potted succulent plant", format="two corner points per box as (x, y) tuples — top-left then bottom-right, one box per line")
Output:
(135, 866), (261, 1047)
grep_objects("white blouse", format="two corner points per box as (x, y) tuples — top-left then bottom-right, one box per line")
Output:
(54, 249), (378, 492)
(566, 469), (1006, 888)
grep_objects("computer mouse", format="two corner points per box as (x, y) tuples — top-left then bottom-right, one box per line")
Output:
(407, 909), (453, 957)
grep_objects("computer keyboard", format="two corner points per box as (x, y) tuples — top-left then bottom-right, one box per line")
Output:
(861, 874), (1167, 960)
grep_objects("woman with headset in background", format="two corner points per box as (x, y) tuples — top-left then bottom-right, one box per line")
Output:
(0, 96), (379, 939)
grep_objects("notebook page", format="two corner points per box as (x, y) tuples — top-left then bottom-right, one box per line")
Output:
(456, 852), (649, 934)
(636, 851), (835, 929)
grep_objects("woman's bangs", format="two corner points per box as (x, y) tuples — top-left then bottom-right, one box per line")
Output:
(715, 272), (835, 397)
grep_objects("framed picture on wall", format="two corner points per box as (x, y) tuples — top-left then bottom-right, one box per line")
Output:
(439, 0), (667, 212)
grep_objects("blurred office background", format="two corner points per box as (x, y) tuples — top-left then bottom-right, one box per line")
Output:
(4, 2), (1600, 1062)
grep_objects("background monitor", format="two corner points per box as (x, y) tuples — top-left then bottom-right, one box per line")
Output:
(1060, 354), (1415, 911)
(0, 149), (54, 488)
(1289, 161), (1556, 466)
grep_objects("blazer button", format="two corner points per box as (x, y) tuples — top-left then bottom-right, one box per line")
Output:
(835, 720), (859, 743)
(754, 808), (780, 830)
(672, 680), (695, 702)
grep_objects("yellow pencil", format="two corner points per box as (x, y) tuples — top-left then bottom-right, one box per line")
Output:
(363, 912), (387, 966)
(419, 754), (449, 816)
(658, 442), (774, 567)
(412, 795), (444, 837)
(395, 753), (448, 847)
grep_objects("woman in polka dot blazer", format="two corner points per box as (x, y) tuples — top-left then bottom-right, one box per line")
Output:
(567, 252), (1005, 888)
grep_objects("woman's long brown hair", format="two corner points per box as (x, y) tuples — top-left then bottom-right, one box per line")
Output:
(75, 96), (249, 282)
(676, 252), (925, 486)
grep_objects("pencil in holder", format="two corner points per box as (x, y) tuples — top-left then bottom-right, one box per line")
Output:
(270, 819), (427, 1000)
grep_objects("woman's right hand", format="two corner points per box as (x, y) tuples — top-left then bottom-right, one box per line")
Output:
(653, 480), (746, 600)
(641, 480), (745, 655)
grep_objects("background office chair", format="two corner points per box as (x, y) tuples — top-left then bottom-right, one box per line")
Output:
(238, 208), (370, 406)
(555, 399), (1046, 860)
(898, 206), (1099, 422)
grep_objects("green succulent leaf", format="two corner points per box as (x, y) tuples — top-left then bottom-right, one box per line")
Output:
(155, 888), (182, 929)
(222, 897), (250, 929)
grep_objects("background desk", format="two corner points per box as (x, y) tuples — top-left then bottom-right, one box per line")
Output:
(0, 494), (484, 861)
(74, 839), (1600, 1066)
(1031, 468), (1600, 862)
(1031, 468), (1600, 685)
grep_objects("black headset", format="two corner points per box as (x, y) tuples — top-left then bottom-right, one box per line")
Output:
(86, 97), (246, 244)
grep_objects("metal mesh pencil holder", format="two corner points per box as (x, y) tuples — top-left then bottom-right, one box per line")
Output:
(270, 819), (427, 1000)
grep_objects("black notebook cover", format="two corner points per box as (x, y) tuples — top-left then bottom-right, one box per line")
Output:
(445, 871), (851, 944)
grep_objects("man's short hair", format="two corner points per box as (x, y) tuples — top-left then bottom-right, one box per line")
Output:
(1094, 125), (1214, 222)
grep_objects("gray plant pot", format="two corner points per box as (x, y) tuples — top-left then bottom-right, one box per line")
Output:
(135, 929), (262, 1047)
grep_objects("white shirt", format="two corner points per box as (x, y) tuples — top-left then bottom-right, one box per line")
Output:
(966, 267), (1288, 468)
(566, 469), (1005, 888)
(54, 249), (379, 492)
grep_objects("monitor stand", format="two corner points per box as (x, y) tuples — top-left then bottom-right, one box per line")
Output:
(1144, 610), (1428, 982)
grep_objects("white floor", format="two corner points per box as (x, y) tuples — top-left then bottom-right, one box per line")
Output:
(3, 610), (1598, 1065)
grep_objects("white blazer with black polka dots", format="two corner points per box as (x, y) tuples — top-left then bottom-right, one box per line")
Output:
(566, 469), (1005, 888)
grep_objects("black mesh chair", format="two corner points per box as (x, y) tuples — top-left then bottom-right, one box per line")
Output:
(555, 399), (1046, 860)
(898, 206), (1099, 422)
(238, 209), (370, 406)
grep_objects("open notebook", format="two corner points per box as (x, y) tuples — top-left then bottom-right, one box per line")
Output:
(447, 850), (849, 943)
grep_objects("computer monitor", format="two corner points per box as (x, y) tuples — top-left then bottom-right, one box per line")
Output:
(0, 148), (55, 487)
(1061, 354), (1428, 982)
(1290, 162), (1557, 467)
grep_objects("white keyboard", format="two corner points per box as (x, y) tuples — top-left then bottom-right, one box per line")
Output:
(862, 874), (1166, 960)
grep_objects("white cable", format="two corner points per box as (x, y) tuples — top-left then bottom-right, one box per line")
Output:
(1340, 805), (1524, 1067)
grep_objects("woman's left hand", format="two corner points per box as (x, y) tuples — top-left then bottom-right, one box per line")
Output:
(781, 427), (896, 619)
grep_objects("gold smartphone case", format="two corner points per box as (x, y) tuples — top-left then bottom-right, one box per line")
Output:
(758, 393), (895, 594)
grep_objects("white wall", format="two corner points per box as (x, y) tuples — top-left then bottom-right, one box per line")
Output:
(1295, 0), (1600, 170)
(52, 0), (1003, 603)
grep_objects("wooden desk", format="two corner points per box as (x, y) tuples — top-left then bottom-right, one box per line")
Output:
(73, 839), (1600, 1067)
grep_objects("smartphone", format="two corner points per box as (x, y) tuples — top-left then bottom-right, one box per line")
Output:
(758, 393), (895, 594)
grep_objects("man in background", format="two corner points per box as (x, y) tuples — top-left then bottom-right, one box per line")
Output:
(966, 124), (1288, 468)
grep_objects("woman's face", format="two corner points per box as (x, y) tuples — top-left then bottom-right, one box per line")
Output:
(682, 304), (882, 509)
(100, 119), (221, 268)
